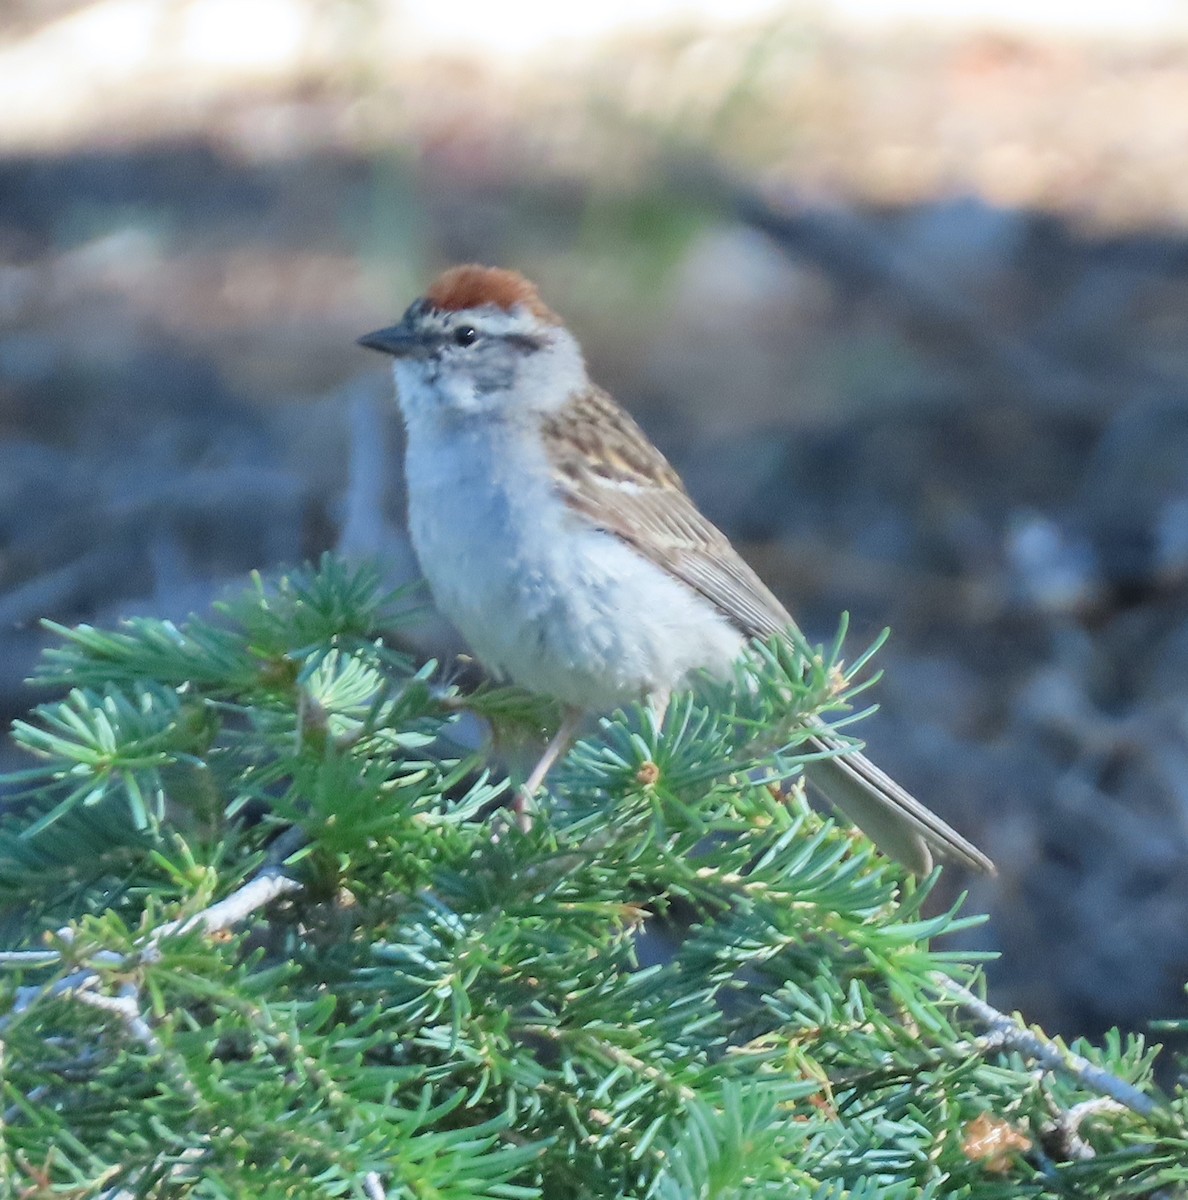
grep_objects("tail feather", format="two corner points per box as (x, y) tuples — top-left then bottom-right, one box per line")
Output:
(804, 732), (995, 875)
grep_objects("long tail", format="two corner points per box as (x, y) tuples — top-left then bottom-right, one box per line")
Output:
(803, 732), (995, 875)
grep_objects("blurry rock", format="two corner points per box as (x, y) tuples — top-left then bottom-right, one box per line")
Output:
(0, 263), (35, 321)
(1146, 608), (1188, 700)
(0, 328), (59, 385)
(1155, 495), (1188, 584)
(1080, 398), (1188, 591)
(332, 379), (459, 663)
(643, 225), (846, 434)
(680, 427), (793, 539)
(0, 628), (43, 723)
(892, 196), (1027, 292)
(1005, 508), (1102, 616)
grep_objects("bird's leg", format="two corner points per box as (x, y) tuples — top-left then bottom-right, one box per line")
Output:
(515, 706), (585, 828)
(648, 687), (671, 734)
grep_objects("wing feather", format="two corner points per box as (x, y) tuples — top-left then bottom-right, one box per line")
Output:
(540, 387), (996, 875)
(541, 387), (793, 640)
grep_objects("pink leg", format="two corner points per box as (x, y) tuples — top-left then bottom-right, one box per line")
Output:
(515, 707), (585, 828)
(649, 687), (671, 733)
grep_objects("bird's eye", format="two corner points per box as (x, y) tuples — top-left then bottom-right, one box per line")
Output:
(453, 326), (478, 347)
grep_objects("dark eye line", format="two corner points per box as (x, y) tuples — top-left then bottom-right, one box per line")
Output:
(447, 327), (544, 353)
(503, 333), (545, 353)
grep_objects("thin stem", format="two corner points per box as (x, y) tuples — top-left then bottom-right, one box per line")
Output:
(934, 974), (1157, 1117)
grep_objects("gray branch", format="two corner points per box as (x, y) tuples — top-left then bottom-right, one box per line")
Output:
(151, 871), (304, 945)
(935, 974), (1157, 1117)
(0, 867), (304, 1025)
(74, 983), (164, 1056)
(0, 950), (62, 967)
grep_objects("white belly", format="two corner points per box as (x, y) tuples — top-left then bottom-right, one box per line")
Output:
(404, 419), (745, 711)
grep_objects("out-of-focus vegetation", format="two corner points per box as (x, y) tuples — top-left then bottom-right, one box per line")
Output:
(4, 0), (1188, 1045)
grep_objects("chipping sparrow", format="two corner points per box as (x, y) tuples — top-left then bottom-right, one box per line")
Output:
(359, 265), (994, 875)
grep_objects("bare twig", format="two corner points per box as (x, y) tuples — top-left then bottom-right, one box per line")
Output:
(152, 871), (304, 944)
(1041, 1096), (1128, 1161)
(0, 867), (304, 1026)
(935, 974), (1157, 1117)
(74, 981), (204, 1108)
(0, 861), (306, 1146)
(74, 983), (164, 1055)
(0, 950), (61, 968)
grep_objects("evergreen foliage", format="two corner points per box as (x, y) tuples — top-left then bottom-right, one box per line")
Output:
(0, 556), (1184, 1198)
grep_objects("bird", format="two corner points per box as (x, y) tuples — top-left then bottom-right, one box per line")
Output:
(358, 264), (994, 875)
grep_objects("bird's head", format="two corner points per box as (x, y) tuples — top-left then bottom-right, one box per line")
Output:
(359, 265), (586, 421)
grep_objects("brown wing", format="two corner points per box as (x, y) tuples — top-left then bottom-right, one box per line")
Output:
(541, 389), (996, 875)
(540, 387), (796, 640)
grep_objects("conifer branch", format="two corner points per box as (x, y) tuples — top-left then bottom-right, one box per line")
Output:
(0, 558), (1183, 1196)
(151, 869), (304, 944)
(1041, 1097), (1128, 1162)
(1, 869), (304, 1010)
(935, 974), (1158, 1117)
(72, 982), (161, 1053)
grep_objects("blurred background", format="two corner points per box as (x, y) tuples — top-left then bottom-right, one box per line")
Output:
(4, 0), (1188, 1044)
